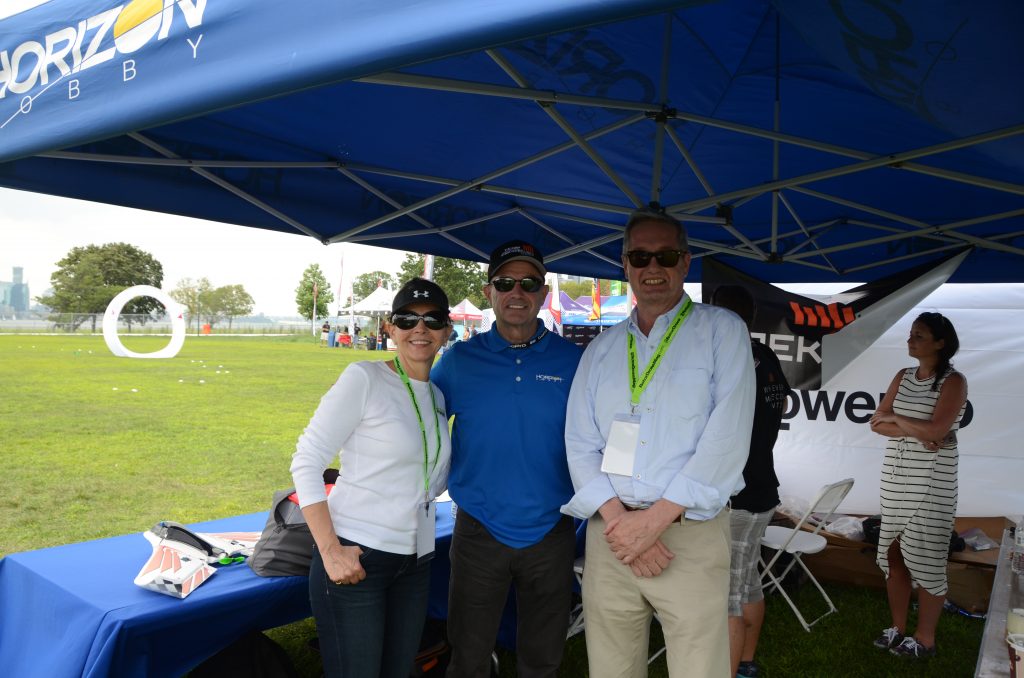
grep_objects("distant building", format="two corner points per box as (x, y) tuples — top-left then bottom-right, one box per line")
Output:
(0, 267), (30, 314)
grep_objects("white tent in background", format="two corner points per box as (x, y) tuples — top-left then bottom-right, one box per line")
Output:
(449, 298), (483, 322)
(351, 286), (396, 313)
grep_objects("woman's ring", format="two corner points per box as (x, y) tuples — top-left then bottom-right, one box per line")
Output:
(333, 579), (344, 585)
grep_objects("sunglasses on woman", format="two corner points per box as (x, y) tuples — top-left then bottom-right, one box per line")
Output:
(390, 311), (450, 331)
(490, 276), (544, 293)
(624, 249), (686, 268)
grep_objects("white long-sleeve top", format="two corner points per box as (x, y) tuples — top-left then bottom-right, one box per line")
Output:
(562, 295), (755, 521)
(290, 360), (451, 555)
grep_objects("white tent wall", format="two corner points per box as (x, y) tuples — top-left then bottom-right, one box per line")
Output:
(770, 283), (1024, 518)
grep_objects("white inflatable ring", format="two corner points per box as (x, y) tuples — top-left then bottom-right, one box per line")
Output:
(102, 285), (186, 359)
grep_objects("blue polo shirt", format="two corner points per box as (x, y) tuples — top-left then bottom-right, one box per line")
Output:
(431, 321), (583, 548)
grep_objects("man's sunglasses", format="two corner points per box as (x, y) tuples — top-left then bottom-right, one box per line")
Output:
(390, 311), (450, 331)
(490, 276), (544, 293)
(624, 249), (687, 268)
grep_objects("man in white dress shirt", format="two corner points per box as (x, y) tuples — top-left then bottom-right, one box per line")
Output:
(562, 209), (756, 678)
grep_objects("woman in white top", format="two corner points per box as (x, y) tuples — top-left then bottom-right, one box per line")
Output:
(869, 312), (967, 659)
(291, 277), (453, 678)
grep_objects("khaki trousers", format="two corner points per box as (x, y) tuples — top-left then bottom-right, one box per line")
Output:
(582, 511), (731, 678)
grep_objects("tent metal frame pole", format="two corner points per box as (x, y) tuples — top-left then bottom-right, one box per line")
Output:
(780, 219), (843, 257)
(334, 166), (487, 258)
(666, 123), (1024, 215)
(38, 152), (340, 168)
(360, 72), (1024, 196)
(125, 132), (324, 241)
(844, 218), (964, 247)
(665, 125), (714, 197)
(719, 219), (767, 259)
(347, 209), (520, 243)
(519, 211), (623, 268)
(771, 10), (781, 257)
(843, 244), (970, 275)
(343, 161), (636, 215)
(487, 49), (643, 208)
(330, 113), (644, 242)
(43, 147), (671, 220)
(776, 192), (838, 273)
(650, 14), (673, 207)
(784, 207), (1024, 262)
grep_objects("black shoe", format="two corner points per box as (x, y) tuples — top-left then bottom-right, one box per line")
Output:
(872, 626), (904, 650)
(890, 636), (936, 658)
(737, 660), (761, 677)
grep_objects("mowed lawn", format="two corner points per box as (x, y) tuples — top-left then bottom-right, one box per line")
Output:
(0, 334), (386, 554)
(0, 334), (986, 677)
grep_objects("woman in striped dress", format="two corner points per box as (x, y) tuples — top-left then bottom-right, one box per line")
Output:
(868, 312), (967, 659)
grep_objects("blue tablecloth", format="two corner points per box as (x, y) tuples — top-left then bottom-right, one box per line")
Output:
(0, 505), (462, 678)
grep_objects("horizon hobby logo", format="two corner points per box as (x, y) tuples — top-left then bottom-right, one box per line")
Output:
(0, 0), (208, 105)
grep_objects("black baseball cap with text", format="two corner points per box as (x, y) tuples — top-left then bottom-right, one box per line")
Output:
(487, 240), (546, 279)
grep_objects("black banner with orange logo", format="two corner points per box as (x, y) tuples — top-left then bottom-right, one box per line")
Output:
(701, 254), (964, 390)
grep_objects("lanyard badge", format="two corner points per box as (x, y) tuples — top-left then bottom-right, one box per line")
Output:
(627, 298), (693, 410)
(394, 358), (442, 560)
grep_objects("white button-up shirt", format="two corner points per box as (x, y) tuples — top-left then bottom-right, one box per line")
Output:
(562, 294), (755, 521)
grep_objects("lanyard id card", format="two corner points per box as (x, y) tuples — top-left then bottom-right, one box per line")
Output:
(601, 413), (640, 476)
(416, 501), (436, 562)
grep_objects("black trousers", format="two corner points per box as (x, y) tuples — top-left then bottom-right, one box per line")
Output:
(446, 510), (576, 678)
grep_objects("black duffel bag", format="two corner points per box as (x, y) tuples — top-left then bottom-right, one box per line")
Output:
(249, 469), (337, 577)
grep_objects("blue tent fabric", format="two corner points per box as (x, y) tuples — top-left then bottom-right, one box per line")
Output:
(1, 0), (1022, 283)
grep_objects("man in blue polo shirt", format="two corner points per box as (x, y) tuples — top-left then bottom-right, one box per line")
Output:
(431, 240), (583, 677)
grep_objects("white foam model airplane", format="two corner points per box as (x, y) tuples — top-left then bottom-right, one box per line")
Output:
(134, 521), (261, 599)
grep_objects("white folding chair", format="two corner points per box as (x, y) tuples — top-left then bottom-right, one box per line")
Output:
(759, 477), (855, 631)
(566, 555), (586, 639)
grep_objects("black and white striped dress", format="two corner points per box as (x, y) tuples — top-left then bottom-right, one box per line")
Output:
(876, 368), (965, 596)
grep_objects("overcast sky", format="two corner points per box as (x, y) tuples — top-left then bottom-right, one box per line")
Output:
(0, 188), (412, 316)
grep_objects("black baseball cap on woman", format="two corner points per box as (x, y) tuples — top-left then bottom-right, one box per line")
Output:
(391, 278), (450, 315)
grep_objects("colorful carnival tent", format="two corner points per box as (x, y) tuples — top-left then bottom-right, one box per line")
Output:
(1, 1), (1022, 284)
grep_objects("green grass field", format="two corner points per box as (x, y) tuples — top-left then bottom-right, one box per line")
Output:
(0, 335), (984, 676)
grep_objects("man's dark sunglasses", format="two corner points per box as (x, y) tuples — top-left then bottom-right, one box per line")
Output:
(390, 311), (450, 331)
(490, 276), (544, 293)
(625, 249), (687, 268)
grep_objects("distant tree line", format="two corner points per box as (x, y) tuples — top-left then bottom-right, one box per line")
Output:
(171, 278), (254, 332)
(38, 242), (254, 332)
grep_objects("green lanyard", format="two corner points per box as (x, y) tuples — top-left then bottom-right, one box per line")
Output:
(393, 358), (441, 496)
(627, 298), (694, 407)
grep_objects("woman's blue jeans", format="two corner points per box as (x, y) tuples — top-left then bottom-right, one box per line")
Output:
(309, 537), (431, 678)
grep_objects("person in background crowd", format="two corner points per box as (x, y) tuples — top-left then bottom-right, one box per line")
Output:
(291, 278), (453, 678)
(870, 312), (967, 659)
(711, 285), (790, 678)
(432, 240), (583, 677)
(320, 320), (331, 347)
(563, 209), (754, 678)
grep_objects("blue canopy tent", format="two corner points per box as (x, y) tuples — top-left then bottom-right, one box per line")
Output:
(1, 0), (1022, 283)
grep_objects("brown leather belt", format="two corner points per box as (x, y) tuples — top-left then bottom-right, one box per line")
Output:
(623, 504), (682, 523)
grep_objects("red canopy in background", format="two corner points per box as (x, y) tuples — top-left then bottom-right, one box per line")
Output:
(449, 298), (483, 322)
